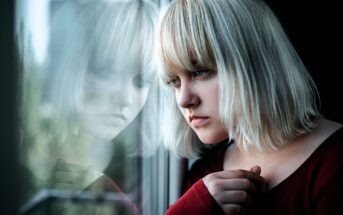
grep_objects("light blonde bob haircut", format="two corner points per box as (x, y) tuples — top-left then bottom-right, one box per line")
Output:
(158, 0), (320, 157)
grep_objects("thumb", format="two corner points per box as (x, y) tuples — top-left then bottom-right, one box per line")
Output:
(250, 165), (261, 175)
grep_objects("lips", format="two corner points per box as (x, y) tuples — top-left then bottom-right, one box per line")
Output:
(102, 113), (127, 125)
(189, 115), (209, 127)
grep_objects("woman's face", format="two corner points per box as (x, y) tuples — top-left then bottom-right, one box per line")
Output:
(168, 67), (228, 144)
(80, 59), (150, 140)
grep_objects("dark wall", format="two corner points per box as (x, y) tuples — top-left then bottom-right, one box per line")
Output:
(267, 0), (342, 123)
(0, 0), (20, 214)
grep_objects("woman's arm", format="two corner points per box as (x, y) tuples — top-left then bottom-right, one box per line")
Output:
(165, 168), (266, 215)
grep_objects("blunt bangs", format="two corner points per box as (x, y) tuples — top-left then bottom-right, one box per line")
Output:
(159, 0), (216, 83)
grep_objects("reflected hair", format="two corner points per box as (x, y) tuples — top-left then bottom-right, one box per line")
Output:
(158, 0), (320, 157)
(48, 0), (157, 114)
(42, 0), (160, 153)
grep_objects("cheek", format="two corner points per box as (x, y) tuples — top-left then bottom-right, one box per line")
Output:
(83, 79), (113, 103)
(175, 91), (185, 115)
(179, 108), (188, 120)
(174, 90), (180, 106)
(136, 88), (149, 106)
(208, 84), (220, 113)
(127, 88), (149, 114)
(83, 81), (99, 102)
(175, 99), (187, 120)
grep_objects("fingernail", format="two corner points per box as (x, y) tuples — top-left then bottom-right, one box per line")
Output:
(250, 166), (261, 175)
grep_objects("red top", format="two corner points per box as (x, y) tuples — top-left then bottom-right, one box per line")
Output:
(165, 127), (343, 215)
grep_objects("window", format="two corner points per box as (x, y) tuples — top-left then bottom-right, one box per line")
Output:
(15, 0), (171, 214)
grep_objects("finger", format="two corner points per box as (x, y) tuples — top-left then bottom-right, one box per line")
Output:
(217, 169), (267, 192)
(249, 166), (261, 175)
(54, 182), (73, 189)
(54, 159), (89, 173)
(219, 178), (257, 193)
(217, 190), (252, 205)
(53, 171), (81, 184)
(54, 182), (83, 191)
(54, 159), (66, 171)
(246, 168), (268, 192)
(242, 170), (267, 192)
(217, 169), (265, 184)
(236, 170), (265, 188)
(221, 203), (243, 215)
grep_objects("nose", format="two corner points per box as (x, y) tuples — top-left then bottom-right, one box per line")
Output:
(110, 82), (134, 108)
(177, 82), (200, 109)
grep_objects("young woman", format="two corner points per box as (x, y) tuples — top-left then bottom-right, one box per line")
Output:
(157, 0), (343, 214)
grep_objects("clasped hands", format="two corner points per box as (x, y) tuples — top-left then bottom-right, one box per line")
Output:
(51, 159), (104, 191)
(202, 166), (267, 214)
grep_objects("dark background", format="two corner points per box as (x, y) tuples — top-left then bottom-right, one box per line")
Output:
(267, 0), (342, 123)
(0, 0), (342, 214)
(0, 0), (20, 214)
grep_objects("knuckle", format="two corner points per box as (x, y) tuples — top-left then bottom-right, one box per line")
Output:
(54, 171), (65, 180)
(215, 193), (225, 203)
(224, 205), (242, 215)
(54, 183), (69, 190)
(209, 181), (223, 196)
(211, 172), (221, 179)
(239, 191), (249, 202)
(233, 169), (245, 178)
(204, 173), (215, 182)
(212, 180), (223, 190)
(240, 178), (251, 188)
(234, 190), (248, 202)
(204, 174), (223, 194)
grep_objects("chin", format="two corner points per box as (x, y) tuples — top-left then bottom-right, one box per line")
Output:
(85, 125), (121, 141)
(198, 136), (226, 145)
(197, 131), (229, 145)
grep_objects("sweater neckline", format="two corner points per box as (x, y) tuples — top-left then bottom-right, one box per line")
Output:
(218, 127), (343, 191)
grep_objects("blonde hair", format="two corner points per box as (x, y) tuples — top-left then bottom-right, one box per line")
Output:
(21, 0), (160, 154)
(48, 0), (157, 117)
(158, 0), (320, 157)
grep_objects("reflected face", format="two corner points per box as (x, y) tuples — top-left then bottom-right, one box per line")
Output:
(80, 60), (150, 140)
(168, 68), (228, 144)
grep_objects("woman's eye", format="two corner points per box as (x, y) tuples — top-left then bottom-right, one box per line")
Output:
(133, 74), (151, 89)
(192, 70), (209, 78)
(88, 63), (113, 79)
(167, 78), (181, 88)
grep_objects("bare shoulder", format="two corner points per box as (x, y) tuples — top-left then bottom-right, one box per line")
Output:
(320, 118), (342, 134)
(223, 118), (342, 189)
(262, 118), (343, 188)
(308, 118), (343, 149)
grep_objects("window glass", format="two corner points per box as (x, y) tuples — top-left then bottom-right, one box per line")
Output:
(16, 0), (166, 214)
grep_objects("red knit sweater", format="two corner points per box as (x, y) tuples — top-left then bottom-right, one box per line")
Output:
(166, 127), (343, 215)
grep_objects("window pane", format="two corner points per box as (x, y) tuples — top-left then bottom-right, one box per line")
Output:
(16, 0), (166, 214)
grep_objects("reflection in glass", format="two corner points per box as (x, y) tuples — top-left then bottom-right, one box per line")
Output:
(17, 0), (160, 214)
